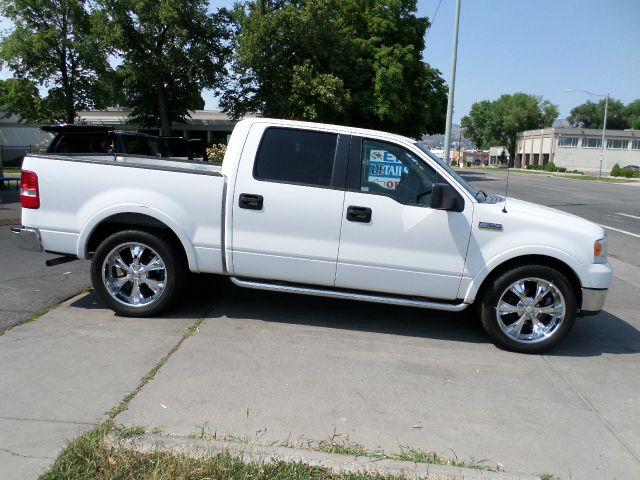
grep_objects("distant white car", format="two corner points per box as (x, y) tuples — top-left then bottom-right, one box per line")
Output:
(12, 118), (612, 353)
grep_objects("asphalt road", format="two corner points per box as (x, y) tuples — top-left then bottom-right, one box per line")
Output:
(458, 170), (640, 267)
(0, 188), (90, 331)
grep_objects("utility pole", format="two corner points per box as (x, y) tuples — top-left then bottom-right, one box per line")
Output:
(443, 0), (462, 166)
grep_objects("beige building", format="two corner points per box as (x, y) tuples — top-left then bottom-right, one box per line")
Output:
(516, 128), (640, 174)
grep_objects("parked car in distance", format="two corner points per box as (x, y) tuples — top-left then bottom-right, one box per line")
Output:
(621, 165), (640, 171)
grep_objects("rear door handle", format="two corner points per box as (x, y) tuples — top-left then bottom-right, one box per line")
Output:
(346, 205), (372, 223)
(239, 193), (264, 210)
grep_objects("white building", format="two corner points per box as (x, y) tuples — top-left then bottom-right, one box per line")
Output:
(516, 127), (640, 174)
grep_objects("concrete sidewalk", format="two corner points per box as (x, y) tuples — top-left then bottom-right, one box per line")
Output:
(116, 270), (640, 479)
(0, 282), (215, 480)
(1, 267), (639, 479)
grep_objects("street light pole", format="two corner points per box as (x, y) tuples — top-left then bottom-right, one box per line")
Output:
(443, 0), (461, 166)
(564, 89), (610, 179)
(599, 94), (609, 180)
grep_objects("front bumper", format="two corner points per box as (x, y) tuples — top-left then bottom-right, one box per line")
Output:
(580, 287), (608, 316)
(11, 225), (43, 252)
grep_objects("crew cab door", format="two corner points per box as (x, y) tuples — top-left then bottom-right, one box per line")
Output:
(231, 124), (349, 287)
(335, 137), (473, 300)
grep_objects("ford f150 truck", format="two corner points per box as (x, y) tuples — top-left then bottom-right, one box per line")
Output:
(11, 118), (612, 353)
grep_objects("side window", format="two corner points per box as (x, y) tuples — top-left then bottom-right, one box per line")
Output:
(360, 139), (439, 206)
(122, 135), (162, 157)
(255, 128), (337, 187)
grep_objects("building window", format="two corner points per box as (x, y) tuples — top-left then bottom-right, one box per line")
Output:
(607, 139), (628, 149)
(632, 140), (640, 150)
(582, 138), (602, 148)
(558, 137), (579, 147)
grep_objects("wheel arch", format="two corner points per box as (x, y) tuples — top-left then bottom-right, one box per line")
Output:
(466, 254), (583, 310)
(80, 209), (196, 271)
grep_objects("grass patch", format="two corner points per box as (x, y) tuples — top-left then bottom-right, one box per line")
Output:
(1, 166), (21, 174)
(39, 431), (409, 480)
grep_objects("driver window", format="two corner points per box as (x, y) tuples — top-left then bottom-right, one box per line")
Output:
(360, 139), (439, 206)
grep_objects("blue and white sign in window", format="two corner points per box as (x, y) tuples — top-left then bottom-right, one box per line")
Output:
(367, 149), (409, 190)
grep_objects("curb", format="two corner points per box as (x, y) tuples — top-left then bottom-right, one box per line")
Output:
(109, 433), (540, 480)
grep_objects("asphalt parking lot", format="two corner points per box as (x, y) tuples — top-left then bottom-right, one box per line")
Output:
(1, 172), (639, 479)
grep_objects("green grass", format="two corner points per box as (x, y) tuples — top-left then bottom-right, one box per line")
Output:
(1, 166), (20, 174)
(39, 428), (409, 480)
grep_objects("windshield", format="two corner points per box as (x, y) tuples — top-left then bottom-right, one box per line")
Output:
(414, 143), (482, 200)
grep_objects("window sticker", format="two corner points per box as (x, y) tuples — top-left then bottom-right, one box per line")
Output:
(367, 149), (409, 190)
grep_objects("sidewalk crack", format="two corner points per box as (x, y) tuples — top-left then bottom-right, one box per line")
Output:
(0, 448), (53, 460)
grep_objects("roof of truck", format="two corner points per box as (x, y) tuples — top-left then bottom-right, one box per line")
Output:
(237, 117), (418, 145)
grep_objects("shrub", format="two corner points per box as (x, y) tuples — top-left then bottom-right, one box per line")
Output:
(622, 169), (635, 178)
(450, 160), (457, 167)
(610, 163), (621, 177)
(206, 144), (227, 164)
(556, 167), (567, 173)
(543, 162), (557, 172)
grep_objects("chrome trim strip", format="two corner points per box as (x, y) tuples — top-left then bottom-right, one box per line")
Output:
(220, 176), (228, 274)
(230, 277), (470, 312)
(10, 225), (43, 252)
(581, 287), (608, 313)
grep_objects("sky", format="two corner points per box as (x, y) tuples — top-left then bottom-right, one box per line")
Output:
(2, 0), (639, 123)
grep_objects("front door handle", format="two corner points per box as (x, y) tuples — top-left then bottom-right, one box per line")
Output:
(239, 193), (264, 210)
(346, 205), (372, 223)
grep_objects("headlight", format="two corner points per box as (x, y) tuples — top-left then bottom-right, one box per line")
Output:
(594, 236), (607, 264)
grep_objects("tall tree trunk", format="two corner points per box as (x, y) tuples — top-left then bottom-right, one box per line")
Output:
(158, 85), (171, 136)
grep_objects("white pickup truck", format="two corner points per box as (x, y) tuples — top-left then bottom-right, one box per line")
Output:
(12, 118), (612, 353)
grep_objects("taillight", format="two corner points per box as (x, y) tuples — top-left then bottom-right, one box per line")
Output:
(20, 170), (40, 209)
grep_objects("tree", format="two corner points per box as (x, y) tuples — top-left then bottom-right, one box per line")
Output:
(0, 0), (111, 123)
(221, 0), (447, 138)
(461, 93), (558, 162)
(96, 0), (232, 135)
(623, 99), (640, 130)
(567, 98), (628, 130)
(0, 77), (55, 123)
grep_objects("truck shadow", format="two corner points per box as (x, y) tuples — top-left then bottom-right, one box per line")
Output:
(72, 274), (640, 357)
(208, 277), (640, 357)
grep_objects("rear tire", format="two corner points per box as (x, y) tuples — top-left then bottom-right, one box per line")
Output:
(91, 229), (186, 317)
(479, 265), (576, 353)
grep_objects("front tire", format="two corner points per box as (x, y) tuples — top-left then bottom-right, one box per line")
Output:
(91, 230), (185, 317)
(479, 265), (577, 353)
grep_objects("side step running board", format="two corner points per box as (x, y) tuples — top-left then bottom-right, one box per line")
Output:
(230, 277), (469, 312)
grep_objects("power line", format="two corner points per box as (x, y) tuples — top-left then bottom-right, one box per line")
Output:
(425, 0), (444, 40)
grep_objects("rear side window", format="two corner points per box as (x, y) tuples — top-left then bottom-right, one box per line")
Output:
(254, 128), (337, 187)
(122, 135), (162, 156)
(51, 133), (111, 153)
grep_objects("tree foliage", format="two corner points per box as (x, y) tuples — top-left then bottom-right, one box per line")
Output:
(0, 77), (55, 123)
(96, 0), (232, 134)
(461, 93), (559, 162)
(567, 98), (627, 130)
(0, 0), (111, 123)
(221, 0), (447, 138)
(623, 99), (640, 130)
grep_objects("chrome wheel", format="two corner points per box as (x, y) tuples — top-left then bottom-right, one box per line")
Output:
(101, 242), (167, 308)
(495, 277), (566, 344)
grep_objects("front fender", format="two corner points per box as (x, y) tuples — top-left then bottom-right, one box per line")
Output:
(460, 245), (587, 304)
